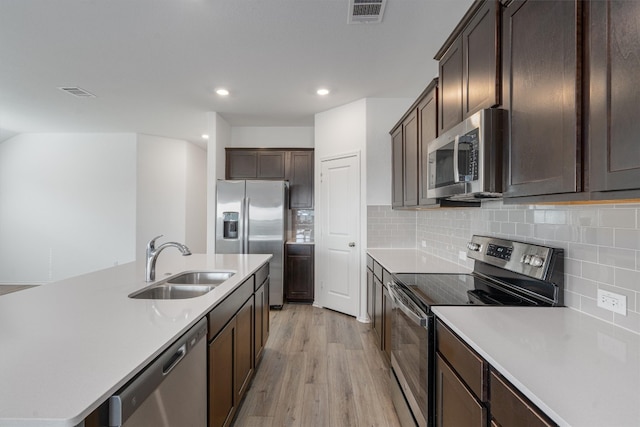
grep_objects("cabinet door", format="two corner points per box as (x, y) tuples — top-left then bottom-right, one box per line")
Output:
(367, 268), (374, 323)
(254, 281), (267, 364)
(284, 244), (314, 302)
(391, 126), (404, 208)
(235, 297), (254, 402)
(463, 0), (500, 117)
(436, 353), (487, 427)
(209, 318), (236, 427)
(227, 150), (257, 179)
(439, 36), (463, 133)
(288, 151), (314, 208)
(502, 0), (581, 198)
(373, 276), (383, 349)
(590, 0), (640, 194)
(490, 370), (556, 427)
(382, 284), (392, 363)
(418, 85), (438, 206)
(257, 151), (286, 179)
(403, 110), (419, 207)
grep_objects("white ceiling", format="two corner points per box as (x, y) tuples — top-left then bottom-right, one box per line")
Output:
(0, 0), (472, 144)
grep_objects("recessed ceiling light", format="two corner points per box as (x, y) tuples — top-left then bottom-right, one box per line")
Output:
(317, 88), (330, 96)
(216, 88), (229, 96)
(202, 134), (209, 140)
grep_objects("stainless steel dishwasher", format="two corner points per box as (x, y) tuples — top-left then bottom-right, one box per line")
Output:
(108, 318), (208, 427)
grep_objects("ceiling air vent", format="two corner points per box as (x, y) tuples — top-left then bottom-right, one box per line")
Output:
(348, 0), (387, 24)
(58, 87), (96, 98)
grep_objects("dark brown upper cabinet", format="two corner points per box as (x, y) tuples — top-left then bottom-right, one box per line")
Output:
(402, 109), (419, 207)
(391, 126), (404, 209)
(435, 0), (500, 134)
(226, 149), (285, 179)
(589, 0), (640, 198)
(502, 0), (582, 199)
(418, 84), (439, 206)
(226, 148), (314, 209)
(288, 150), (314, 209)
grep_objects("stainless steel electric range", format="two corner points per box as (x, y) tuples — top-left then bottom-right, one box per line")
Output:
(388, 235), (564, 427)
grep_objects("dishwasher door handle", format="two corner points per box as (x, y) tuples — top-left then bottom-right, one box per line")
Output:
(162, 344), (186, 375)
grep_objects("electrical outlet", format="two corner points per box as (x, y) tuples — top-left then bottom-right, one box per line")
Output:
(597, 289), (627, 316)
(421, 240), (427, 248)
(458, 251), (467, 261)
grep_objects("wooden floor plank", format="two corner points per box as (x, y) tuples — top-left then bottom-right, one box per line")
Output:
(232, 304), (401, 427)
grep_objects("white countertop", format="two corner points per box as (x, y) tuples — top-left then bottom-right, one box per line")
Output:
(367, 248), (470, 274)
(0, 253), (270, 427)
(432, 306), (640, 427)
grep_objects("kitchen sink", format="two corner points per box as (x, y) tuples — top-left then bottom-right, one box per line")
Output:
(167, 271), (235, 285)
(129, 271), (235, 300)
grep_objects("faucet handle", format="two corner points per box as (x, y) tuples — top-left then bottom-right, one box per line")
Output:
(147, 235), (164, 250)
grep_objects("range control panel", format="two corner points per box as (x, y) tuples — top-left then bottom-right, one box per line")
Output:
(466, 235), (562, 280)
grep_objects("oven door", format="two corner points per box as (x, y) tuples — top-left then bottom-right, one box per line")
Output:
(389, 282), (433, 427)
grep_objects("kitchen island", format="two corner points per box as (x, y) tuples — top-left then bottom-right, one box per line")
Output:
(433, 306), (640, 427)
(0, 253), (271, 427)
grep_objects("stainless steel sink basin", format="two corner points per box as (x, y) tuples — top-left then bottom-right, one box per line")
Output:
(129, 271), (235, 300)
(130, 284), (216, 300)
(167, 271), (235, 285)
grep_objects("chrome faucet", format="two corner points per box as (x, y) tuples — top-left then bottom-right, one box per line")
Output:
(145, 235), (192, 282)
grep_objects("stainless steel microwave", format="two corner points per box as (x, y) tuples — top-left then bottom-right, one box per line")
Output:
(426, 108), (506, 201)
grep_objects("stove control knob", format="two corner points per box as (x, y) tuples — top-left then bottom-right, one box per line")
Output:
(528, 255), (545, 268)
(521, 254), (532, 264)
(467, 242), (481, 252)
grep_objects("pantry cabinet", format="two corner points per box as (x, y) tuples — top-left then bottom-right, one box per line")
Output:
(502, 0), (582, 199)
(589, 0), (640, 198)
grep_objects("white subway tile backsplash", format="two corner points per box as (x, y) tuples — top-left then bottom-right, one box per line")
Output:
(367, 201), (640, 335)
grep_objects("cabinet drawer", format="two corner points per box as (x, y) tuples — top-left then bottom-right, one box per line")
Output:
(490, 369), (556, 427)
(373, 261), (383, 281)
(286, 244), (312, 256)
(367, 255), (374, 271)
(254, 262), (269, 291)
(208, 275), (255, 341)
(436, 320), (488, 401)
(382, 269), (393, 288)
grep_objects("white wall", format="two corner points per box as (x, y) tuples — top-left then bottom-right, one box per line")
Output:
(230, 126), (314, 148)
(206, 113), (232, 253)
(0, 133), (137, 283)
(136, 134), (207, 256)
(366, 98), (413, 205)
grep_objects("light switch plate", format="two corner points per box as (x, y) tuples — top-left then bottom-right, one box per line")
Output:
(597, 289), (627, 316)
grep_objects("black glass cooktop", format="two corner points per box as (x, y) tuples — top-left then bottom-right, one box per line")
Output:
(392, 273), (539, 310)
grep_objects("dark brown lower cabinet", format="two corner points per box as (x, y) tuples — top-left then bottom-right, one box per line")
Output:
(373, 275), (383, 348)
(209, 318), (236, 427)
(436, 354), (486, 427)
(490, 370), (556, 427)
(254, 278), (269, 364)
(436, 320), (557, 427)
(382, 284), (392, 362)
(235, 297), (254, 401)
(284, 244), (314, 302)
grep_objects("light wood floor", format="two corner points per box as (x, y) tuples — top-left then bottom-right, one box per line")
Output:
(233, 304), (402, 427)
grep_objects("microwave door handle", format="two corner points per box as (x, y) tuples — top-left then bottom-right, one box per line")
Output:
(453, 135), (460, 183)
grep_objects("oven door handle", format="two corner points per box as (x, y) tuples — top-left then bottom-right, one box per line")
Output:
(388, 283), (428, 328)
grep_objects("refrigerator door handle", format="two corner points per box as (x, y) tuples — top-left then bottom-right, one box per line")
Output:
(243, 197), (250, 254)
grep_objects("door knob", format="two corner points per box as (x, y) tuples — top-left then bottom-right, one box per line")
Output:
(348, 242), (356, 247)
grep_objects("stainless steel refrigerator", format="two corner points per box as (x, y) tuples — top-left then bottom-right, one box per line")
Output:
(216, 180), (288, 307)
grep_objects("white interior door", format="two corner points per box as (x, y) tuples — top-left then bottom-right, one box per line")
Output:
(318, 154), (360, 316)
